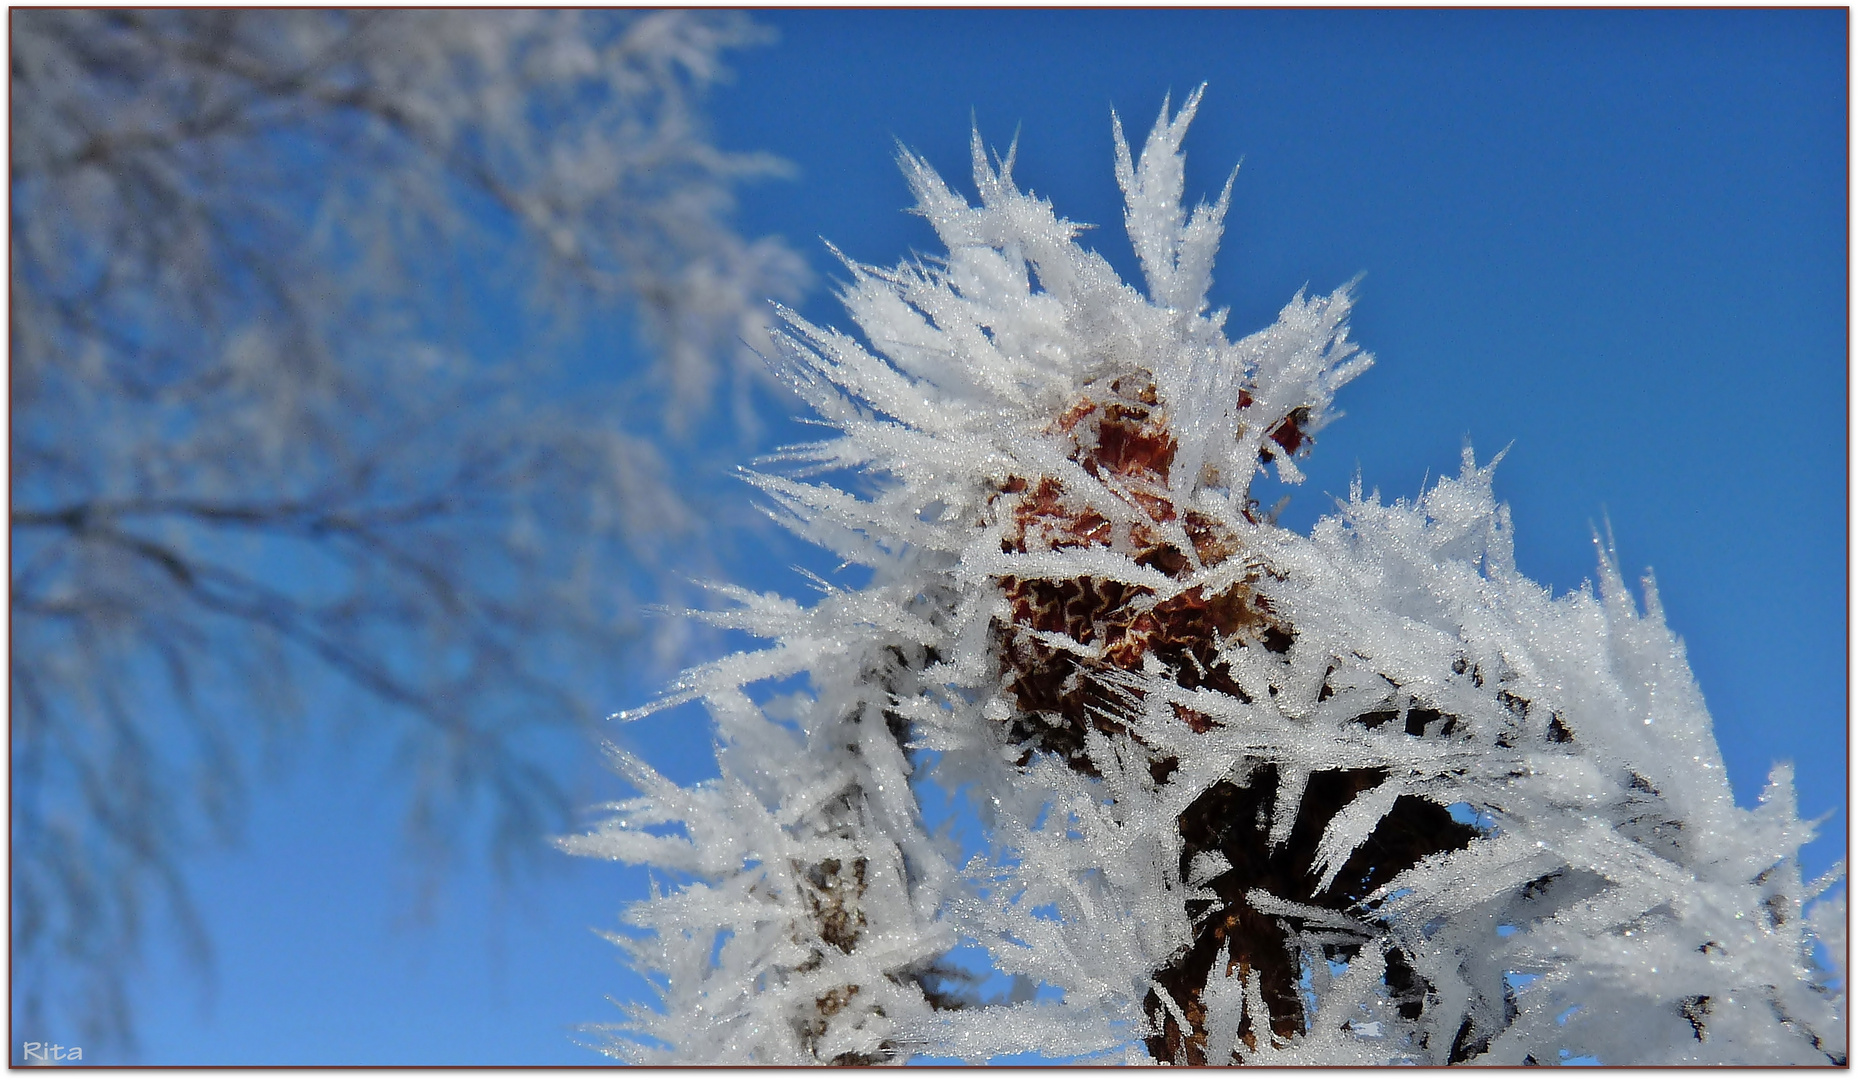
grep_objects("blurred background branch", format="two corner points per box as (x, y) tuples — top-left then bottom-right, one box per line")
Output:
(10, 8), (805, 1053)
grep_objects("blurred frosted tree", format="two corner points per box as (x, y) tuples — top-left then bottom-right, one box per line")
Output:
(10, 8), (804, 1052)
(567, 93), (1843, 1065)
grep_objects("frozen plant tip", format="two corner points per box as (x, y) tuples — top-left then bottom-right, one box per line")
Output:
(563, 89), (1845, 1065)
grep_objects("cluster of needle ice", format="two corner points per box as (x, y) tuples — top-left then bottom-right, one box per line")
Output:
(563, 91), (1843, 1065)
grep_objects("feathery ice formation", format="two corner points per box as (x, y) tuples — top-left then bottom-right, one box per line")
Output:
(562, 90), (1845, 1065)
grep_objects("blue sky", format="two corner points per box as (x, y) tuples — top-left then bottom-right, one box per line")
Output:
(127, 10), (1844, 1065)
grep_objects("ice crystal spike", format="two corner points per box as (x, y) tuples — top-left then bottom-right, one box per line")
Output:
(566, 94), (1843, 1066)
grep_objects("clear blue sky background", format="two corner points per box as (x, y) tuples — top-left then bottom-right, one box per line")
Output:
(128, 10), (1845, 1065)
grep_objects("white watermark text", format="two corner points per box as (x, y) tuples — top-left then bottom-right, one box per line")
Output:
(20, 1042), (82, 1063)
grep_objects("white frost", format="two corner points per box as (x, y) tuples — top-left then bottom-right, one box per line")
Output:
(565, 91), (1842, 1065)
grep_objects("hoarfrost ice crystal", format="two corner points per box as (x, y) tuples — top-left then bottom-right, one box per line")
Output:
(564, 89), (1845, 1065)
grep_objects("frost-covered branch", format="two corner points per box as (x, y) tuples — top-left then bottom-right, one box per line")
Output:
(11, 9), (806, 1053)
(568, 90), (1842, 1065)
